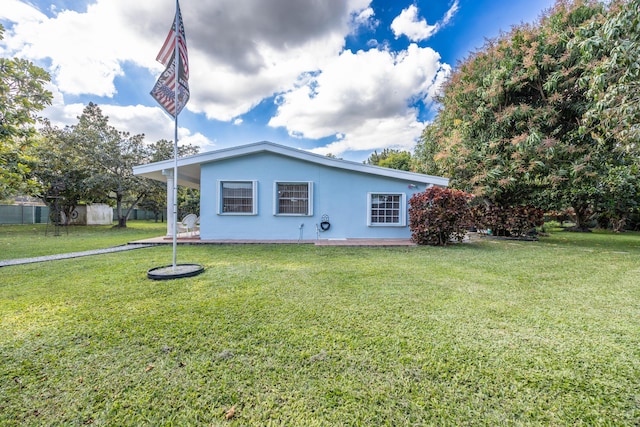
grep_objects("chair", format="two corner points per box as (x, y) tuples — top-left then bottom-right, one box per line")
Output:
(177, 213), (199, 236)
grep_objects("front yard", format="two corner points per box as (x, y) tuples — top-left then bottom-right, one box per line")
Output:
(1, 225), (639, 425)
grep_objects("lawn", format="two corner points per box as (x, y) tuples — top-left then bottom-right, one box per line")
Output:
(0, 221), (167, 259)
(1, 226), (639, 425)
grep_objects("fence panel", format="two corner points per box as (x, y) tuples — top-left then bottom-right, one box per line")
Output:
(1, 205), (161, 224)
(0, 205), (50, 224)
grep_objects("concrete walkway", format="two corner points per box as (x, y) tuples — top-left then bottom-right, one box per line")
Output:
(0, 244), (153, 268)
(1, 236), (418, 268)
(130, 235), (417, 247)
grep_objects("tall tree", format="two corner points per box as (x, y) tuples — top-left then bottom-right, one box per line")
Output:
(416, 0), (610, 229)
(578, 0), (640, 154)
(30, 122), (97, 224)
(73, 103), (152, 227)
(576, 0), (640, 229)
(0, 24), (52, 199)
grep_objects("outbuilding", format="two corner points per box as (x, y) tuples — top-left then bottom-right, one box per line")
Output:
(133, 141), (449, 241)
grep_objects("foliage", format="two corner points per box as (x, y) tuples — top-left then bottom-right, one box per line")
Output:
(29, 122), (96, 224)
(574, 0), (640, 230)
(72, 103), (153, 227)
(471, 203), (545, 237)
(577, 0), (640, 154)
(415, 1), (620, 230)
(0, 24), (52, 199)
(408, 186), (472, 245)
(1, 233), (640, 425)
(595, 165), (640, 231)
(138, 139), (200, 222)
(30, 108), (201, 228)
(413, 122), (452, 177)
(365, 148), (413, 171)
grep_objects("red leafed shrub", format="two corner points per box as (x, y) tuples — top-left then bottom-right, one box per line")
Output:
(470, 204), (544, 237)
(409, 187), (473, 246)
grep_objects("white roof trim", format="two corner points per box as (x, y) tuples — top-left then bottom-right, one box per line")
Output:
(133, 141), (449, 188)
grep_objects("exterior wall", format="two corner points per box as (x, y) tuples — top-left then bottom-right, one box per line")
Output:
(86, 204), (114, 225)
(69, 204), (113, 225)
(199, 152), (429, 240)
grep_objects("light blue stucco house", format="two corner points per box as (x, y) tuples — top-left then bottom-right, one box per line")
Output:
(133, 141), (449, 241)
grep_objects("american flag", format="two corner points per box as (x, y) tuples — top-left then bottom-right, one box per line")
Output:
(151, 1), (189, 117)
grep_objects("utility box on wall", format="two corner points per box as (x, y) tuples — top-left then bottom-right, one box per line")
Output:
(70, 204), (113, 225)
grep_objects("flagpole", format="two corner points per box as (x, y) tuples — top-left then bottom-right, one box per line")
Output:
(171, 0), (180, 270)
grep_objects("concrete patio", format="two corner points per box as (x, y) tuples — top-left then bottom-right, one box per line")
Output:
(130, 234), (417, 247)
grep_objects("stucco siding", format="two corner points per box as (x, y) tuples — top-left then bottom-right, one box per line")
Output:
(199, 152), (428, 240)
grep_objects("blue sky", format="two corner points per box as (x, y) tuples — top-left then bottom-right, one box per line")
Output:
(1, 0), (556, 161)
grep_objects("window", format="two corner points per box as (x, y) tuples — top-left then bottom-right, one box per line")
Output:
(274, 182), (313, 215)
(368, 193), (406, 226)
(219, 181), (257, 214)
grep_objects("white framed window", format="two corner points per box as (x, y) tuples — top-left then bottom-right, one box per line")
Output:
(274, 181), (313, 216)
(218, 180), (257, 215)
(367, 192), (406, 226)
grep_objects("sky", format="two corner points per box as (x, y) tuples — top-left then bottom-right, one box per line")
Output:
(1, 0), (557, 162)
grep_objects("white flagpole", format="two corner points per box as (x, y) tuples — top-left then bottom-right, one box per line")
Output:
(171, 0), (180, 270)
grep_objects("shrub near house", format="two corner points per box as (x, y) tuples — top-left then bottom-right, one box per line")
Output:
(470, 204), (544, 237)
(409, 187), (472, 245)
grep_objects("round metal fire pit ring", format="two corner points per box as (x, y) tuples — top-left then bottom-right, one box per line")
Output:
(147, 264), (205, 280)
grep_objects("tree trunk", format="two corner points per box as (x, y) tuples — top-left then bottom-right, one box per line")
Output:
(114, 195), (127, 228)
(569, 203), (592, 232)
(611, 216), (627, 233)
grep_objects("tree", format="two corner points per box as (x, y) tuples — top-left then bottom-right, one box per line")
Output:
(413, 120), (452, 177)
(415, 0), (610, 230)
(0, 24), (52, 199)
(578, 0), (640, 155)
(596, 164), (639, 231)
(365, 148), (413, 171)
(575, 0), (640, 228)
(72, 103), (152, 228)
(30, 121), (97, 224)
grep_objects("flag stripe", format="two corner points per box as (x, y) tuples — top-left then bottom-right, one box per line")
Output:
(155, 30), (175, 66)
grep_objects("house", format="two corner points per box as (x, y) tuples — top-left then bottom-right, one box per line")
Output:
(133, 141), (449, 241)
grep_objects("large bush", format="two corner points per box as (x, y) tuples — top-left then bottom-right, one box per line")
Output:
(409, 187), (472, 246)
(470, 204), (544, 237)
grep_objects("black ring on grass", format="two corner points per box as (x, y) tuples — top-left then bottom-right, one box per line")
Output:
(147, 264), (205, 280)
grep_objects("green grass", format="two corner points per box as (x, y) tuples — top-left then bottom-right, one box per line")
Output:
(1, 228), (639, 425)
(0, 221), (166, 259)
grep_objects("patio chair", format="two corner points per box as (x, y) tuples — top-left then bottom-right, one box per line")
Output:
(177, 213), (199, 236)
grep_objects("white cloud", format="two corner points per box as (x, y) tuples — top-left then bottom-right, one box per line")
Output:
(268, 44), (450, 156)
(2, 0), (453, 159)
(0, 1), (45, 27)
(391, 1), (460, 42)
(42, 101), (215, 152)
(1, 0), (375, 118)
(351, 7), (377, 32)
(310, 114), (424, 156)
(104, 104), (216, 152)
(391, 5), (438, 41)
(2, 1), (159, 97)
(442, 1), (460, 26)
(1, 0), (374, 152)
